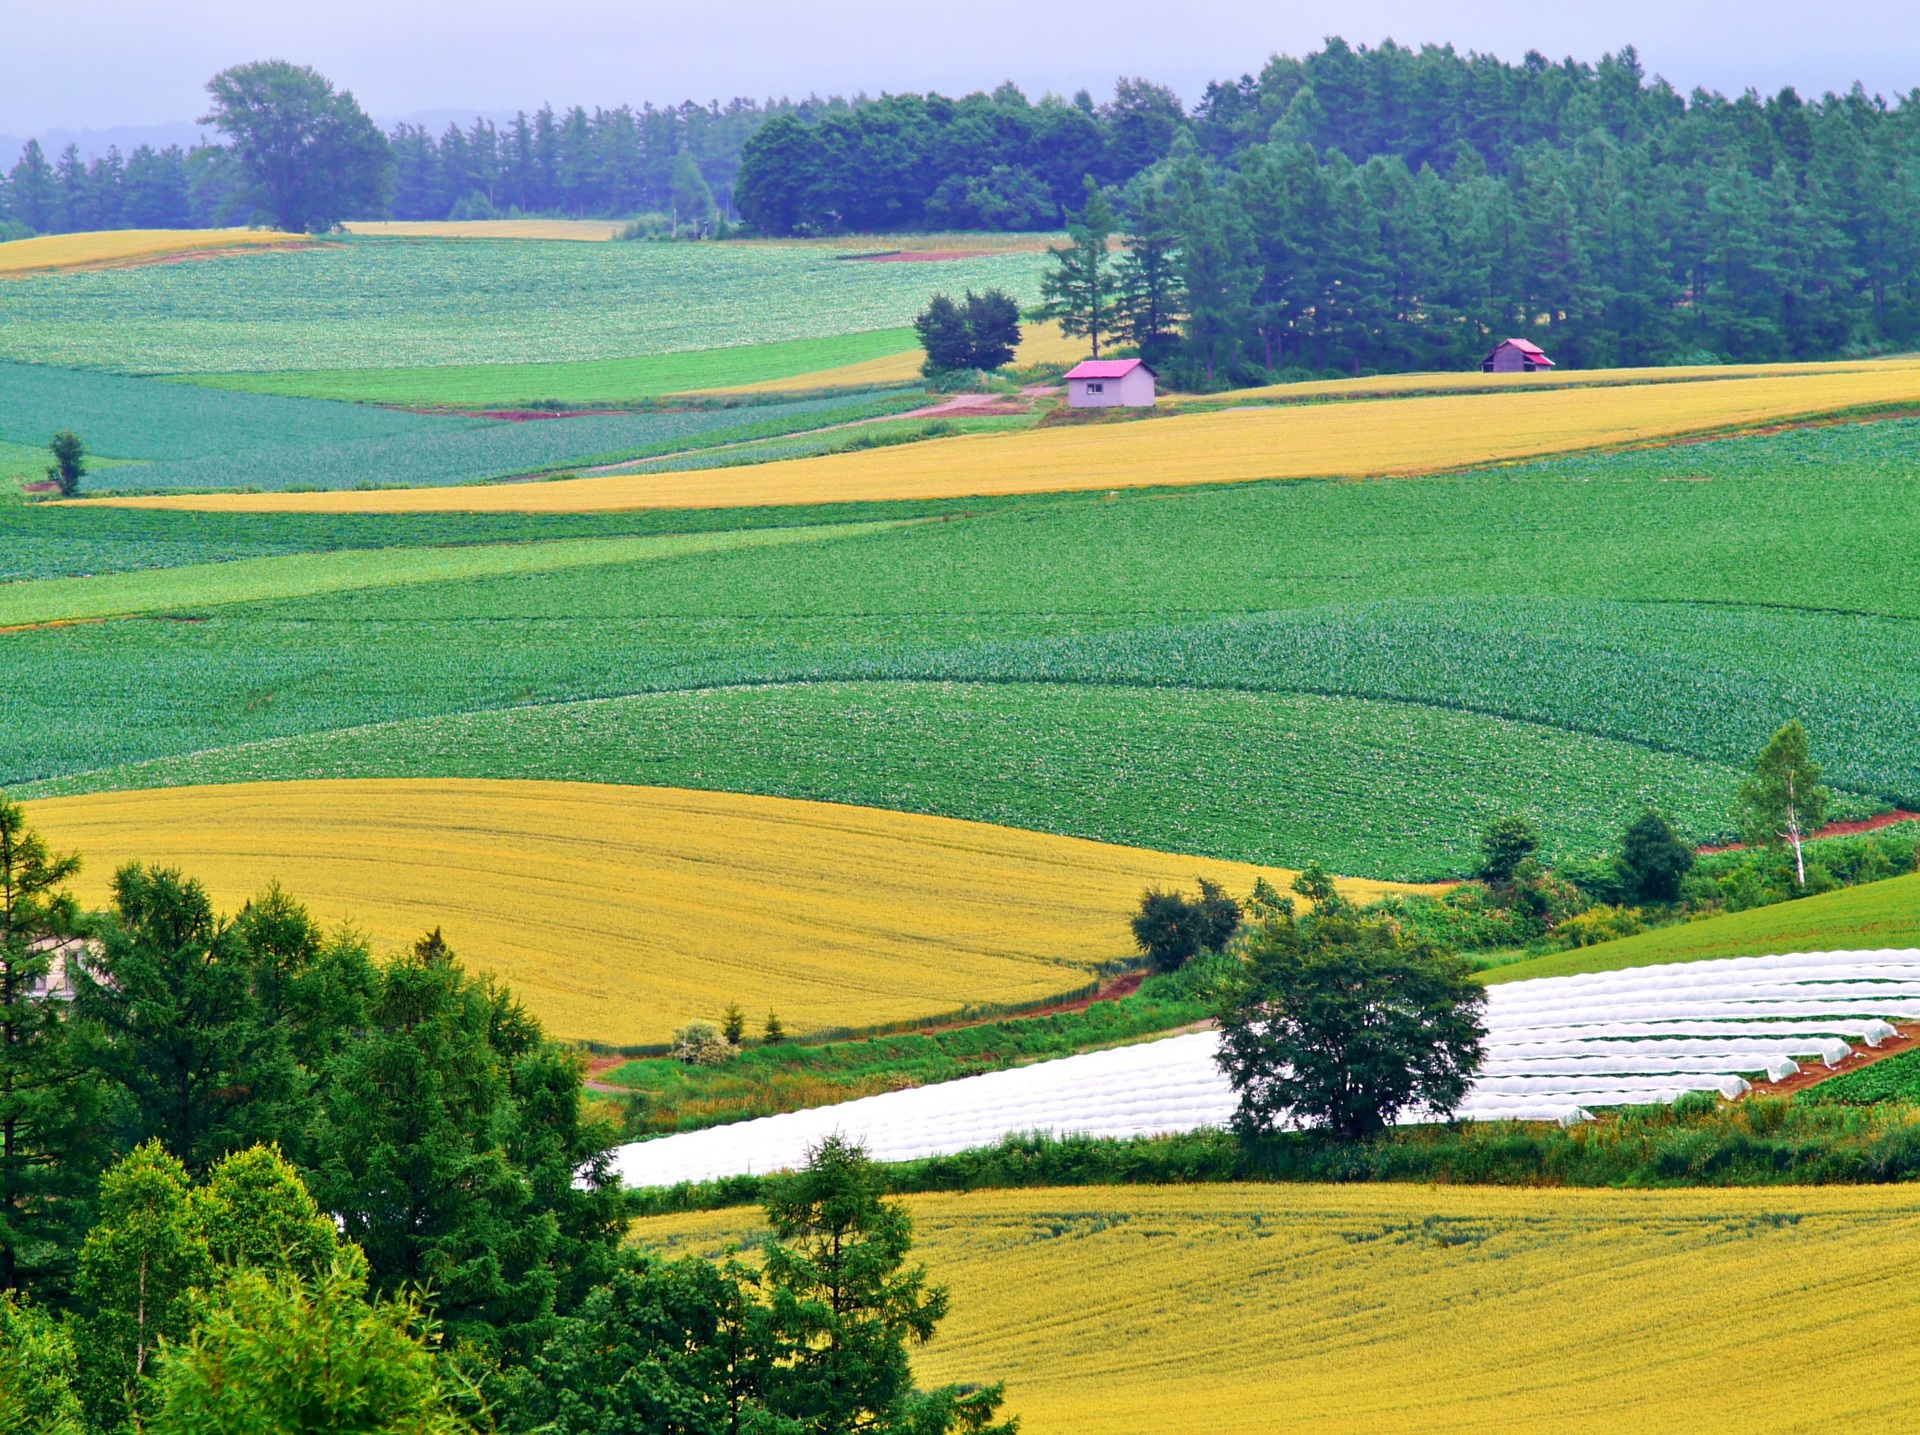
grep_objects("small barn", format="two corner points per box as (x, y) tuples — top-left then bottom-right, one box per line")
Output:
(1482, 338), (1555, 373)
(1065, 358), (1156, 409)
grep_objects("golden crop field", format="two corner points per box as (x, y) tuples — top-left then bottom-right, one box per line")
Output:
(24, 779), (1425, 1046)
(634, 1182), (1920, 1435)
(87, 360), (1920, 515)
(0, 228), (303, 276)
(339, 218), (629, 240)
(1176, 352), (1920, 406)
(704, 319), (1090, 396)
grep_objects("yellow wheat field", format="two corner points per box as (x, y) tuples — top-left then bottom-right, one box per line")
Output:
(24, 779), (1424, 1046)
(86, 360), (1920, 514)
(0, 228), (303, 276)
(704, 320), (1091, 396)
(1173, 352), (1920, 406)
(633, 1182), (1920, 1434)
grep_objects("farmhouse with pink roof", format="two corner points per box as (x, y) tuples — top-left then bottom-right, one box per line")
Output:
(1064, 358), (1156, 409)
(1481, 338), (1555, 373)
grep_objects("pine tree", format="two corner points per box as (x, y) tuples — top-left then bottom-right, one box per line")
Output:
(1115, 180), (1186, 363)
(0, 798), (104, 1298)
(1038, 177), (1119, 357)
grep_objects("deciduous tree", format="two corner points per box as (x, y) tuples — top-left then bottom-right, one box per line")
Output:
(1618, 808), (1695, 904)
(1738, 720), (1831, 887)
(200, 61), (392, 233)
(1215, 912), (1486, 1140)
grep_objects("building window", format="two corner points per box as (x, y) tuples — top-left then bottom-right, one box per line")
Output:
(1086, 382), (1104, 394)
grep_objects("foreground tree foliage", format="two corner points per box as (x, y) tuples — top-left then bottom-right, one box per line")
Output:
(0, 805), (1017, 1433)
(1215, 910), (1487, 1140)
(513, 1138), (1014, 1435)
(0, 799), (103, 1295)
(0, 1291), (83, 1435)
(148, 1254), (464, 1435)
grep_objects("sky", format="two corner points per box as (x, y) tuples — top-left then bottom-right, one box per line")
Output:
(4, 0), (1919, 148)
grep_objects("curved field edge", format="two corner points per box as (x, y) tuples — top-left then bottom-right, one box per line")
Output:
(68, 365), (1920, 513)
(19, 778), (1420, 1047)
(0, 520), (900, 626)
(632, 1184), (1920, 1435)
(181, 329), (924, 406)
(1484, 871), (1920, 984)
(17, 681), (1768, 883)
(0, 228), (305, 276)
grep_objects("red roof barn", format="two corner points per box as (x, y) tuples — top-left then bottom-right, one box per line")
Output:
(1482, 339), (1555, 373)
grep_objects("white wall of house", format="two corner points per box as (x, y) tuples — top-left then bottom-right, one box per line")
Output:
(1067, 368), (1156, 408)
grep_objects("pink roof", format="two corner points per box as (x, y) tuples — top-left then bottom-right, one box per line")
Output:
(1488, 338), (1554, 362)
(1064, 359), (1151, 380)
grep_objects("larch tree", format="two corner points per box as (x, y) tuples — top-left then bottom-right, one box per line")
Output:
(1038, 177), (1119, 357)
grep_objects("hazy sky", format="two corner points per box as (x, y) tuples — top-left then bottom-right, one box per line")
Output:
(5, 0), (1919, 137)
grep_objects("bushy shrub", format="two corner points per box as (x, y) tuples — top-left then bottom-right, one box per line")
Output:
(1131, 880), (1241, 973)
(1619, 808), (1695, 903)
(1548, 904), (1648, 949)
(1477, 816), (1540, 884)
(672, 1022), (732, 1067)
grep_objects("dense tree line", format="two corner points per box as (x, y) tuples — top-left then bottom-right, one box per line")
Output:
(735, 80), (1186, 233)
(1122, 47), (1920, 377)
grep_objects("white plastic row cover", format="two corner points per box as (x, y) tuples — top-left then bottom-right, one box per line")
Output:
(609, 949), (1915, 1189)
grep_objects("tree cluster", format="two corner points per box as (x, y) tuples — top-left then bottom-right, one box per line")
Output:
(913, 289), (1022, 373)
(0, 796), (1012, 1433)
(388, 99), (787, 227)
(1131, 880), (1243, 973)
(735, 79), (1186, 235)
(1056, 40), (1920, 378)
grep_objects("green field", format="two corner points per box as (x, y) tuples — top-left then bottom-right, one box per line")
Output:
(0, 238), (1046, 374)
(187, 329), (922, 406)
(96, 390), (914, 493)
(0, 523), (891, 626)
(5, 238), (1920, 891)
(0, 355), (916, 492)
(6, 423), (1918, 877)
(1484, 872), (1920, 982)
(0, 359), (446, 460)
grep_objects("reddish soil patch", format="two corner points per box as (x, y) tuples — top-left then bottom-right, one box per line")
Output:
(20, 481), (58, 494)
(1699, 810), (1920, 854)
(842, 250), (989, 263)
(1739, 1021), (1920, 1100)
(905, 972), (1149, 1037)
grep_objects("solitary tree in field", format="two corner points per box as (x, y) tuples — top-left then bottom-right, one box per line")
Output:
(1476, 816), (1540, 885)
(914, 289), (1023, 374)
(1131, 879), (1240, 973)
(1618, 808), (1695, 904)
(1214, 912), (1486, 1141)
(1037, 177), (1118, 357)
(200, 61), (392, 233)
(45, 433), (85, 497)
(1738, 720), (1830, 887)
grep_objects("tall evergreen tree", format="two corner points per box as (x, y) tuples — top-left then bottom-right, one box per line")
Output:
(0, 800), (104, 1297)
(1038, 177), (1120, 357)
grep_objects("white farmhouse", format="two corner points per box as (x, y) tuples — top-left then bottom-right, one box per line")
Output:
(1064, 358), (1156, 409)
